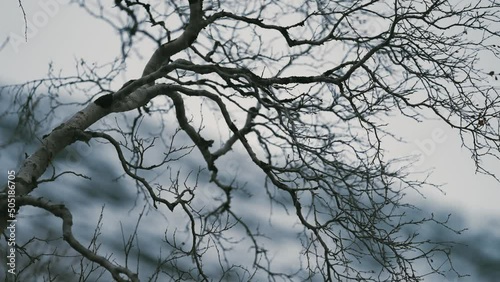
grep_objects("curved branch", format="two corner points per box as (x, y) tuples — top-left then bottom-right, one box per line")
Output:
(17, 196), (139, 282)
(86, 131), (179, 211)
(141, 0), (205, 78)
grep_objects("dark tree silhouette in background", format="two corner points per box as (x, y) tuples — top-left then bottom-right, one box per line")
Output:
(1, 0), (499, 281)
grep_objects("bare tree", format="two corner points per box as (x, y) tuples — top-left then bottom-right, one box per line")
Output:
(1, 0), (499, 281)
